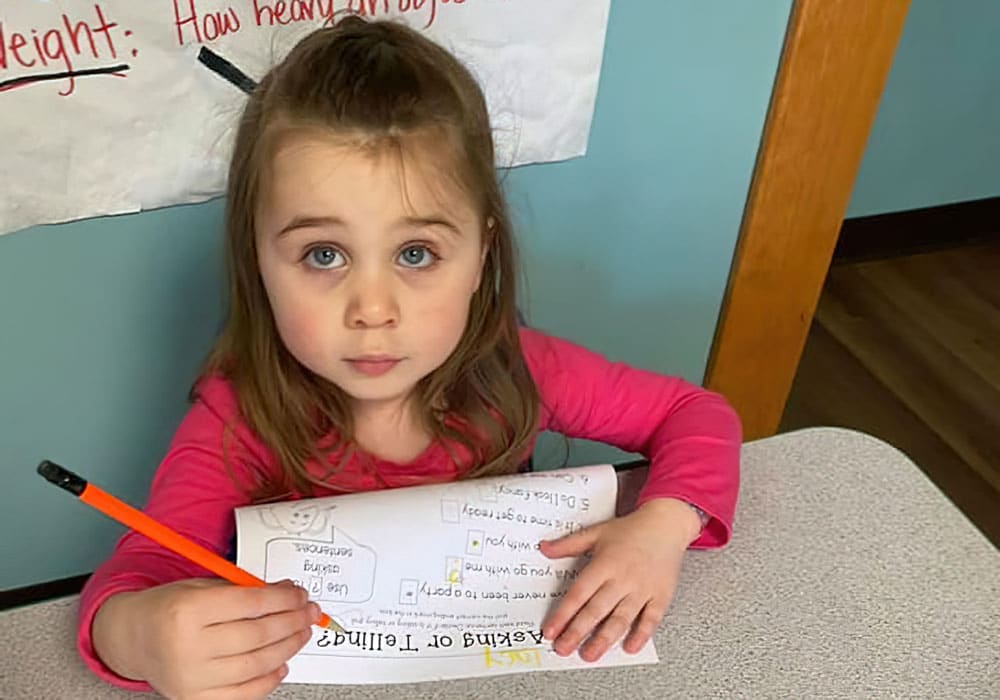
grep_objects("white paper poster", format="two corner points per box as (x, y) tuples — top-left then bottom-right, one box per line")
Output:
(0, 1), (611, 235)
(234, 464), (658, 685)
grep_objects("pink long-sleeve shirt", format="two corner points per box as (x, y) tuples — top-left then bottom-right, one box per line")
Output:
(78, 326), (741, 691)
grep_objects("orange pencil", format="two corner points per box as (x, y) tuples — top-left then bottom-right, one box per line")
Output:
(37, 460), (345, 633)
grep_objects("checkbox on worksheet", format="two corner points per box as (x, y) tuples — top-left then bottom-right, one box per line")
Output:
(440, 499), (460, 523)
(399, 578), (419, 605)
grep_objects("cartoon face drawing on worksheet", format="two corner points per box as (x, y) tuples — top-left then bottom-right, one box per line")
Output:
(259, 502), (336, 536)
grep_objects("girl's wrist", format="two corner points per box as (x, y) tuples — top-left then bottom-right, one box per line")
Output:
(636, 497), (705, 545)
(92, 591), (148, 682)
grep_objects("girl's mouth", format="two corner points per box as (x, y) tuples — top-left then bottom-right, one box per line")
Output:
(345, 357), (402, 377)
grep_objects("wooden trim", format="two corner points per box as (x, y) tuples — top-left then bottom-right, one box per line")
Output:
(705, 0), (912, 440)
(834, 196), (1000, 263)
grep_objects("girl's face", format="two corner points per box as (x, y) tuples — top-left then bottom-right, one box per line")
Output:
(255, 132), (486, 413)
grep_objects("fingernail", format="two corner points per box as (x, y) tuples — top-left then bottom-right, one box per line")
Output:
(279, 664), (289, 678)
(309, 603), (321, 621)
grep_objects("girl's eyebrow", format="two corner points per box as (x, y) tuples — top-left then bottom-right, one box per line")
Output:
(398, 215), (463, 238)
(276, 215), (345, 237)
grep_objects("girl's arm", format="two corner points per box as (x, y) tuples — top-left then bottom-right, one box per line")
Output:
(78, 378), (269, 690)
(519, 327), (742, 548)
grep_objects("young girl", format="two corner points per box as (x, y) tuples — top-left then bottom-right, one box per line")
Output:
(79, 16), (740, 699)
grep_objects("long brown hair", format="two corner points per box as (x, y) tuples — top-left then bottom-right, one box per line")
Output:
(197, 16), (539, 499)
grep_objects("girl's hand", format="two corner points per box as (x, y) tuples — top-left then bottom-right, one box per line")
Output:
(92, 578), (318, 700)
(538, 498), (702, 662)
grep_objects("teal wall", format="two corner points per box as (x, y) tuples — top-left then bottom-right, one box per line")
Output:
(0, 1), (792, 591)
(847, 0), (1000, 217)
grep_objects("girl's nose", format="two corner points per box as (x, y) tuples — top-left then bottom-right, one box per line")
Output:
(344, 272), (399, 329)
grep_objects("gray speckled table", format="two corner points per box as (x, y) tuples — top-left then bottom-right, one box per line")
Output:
(2, 428), (998, 699)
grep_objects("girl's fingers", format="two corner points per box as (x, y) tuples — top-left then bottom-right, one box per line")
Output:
(201, 581), (308, 625)
(552, 581), (625, 657)
(622, 598), (669, 654)
(211, 627), (312, 686)
(208, 663), (289, 700)
(579, 594), (646, 662)
(541, 563), (608, 642)
(538, 524), (602, 560)
(208, 603), (318, 658)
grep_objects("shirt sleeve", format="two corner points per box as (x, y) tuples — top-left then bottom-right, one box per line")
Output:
(520, 327), (742, 549)
(76, 380), (268, 691)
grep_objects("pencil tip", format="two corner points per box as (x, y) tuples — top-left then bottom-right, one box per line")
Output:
(316, 611), (346, 634)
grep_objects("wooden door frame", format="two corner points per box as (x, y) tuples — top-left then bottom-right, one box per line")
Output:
(705, 0), (912, 440)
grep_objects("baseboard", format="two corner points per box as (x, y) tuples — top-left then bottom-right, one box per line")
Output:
(0, 574), (89, 611)
(834, 196), (1000, 263)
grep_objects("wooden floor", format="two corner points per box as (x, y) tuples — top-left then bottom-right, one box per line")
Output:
(781, 242), (1000, 547)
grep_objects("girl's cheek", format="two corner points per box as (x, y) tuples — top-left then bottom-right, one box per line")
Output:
(288, 309), (327, 346)
(419, 296), (474, 340)
(272, 295), (328, 349)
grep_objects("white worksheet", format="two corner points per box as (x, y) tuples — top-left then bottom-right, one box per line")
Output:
(234, 464), (658, 684)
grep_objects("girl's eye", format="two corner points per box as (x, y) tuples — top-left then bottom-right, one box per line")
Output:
(397, 245), (437, 269)
(305, 246), (345, 270)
